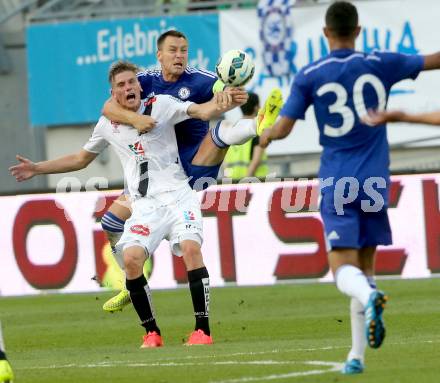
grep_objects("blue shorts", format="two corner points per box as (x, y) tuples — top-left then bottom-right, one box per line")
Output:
(185, 163), (221, 191)
(179, 145), (221, 191)
(320, 191), (392, 250)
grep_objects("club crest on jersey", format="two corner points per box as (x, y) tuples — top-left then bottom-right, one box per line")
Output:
(178, 87), (190, 100)
(128, 141), (147, 162)
(111, 120), (119, 133)
(183, 210), (195, 221)
(130, 224), (150, 236)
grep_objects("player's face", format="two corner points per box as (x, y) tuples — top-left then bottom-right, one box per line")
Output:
(157, 36), (188, 80)
(111, 71), (142, 111)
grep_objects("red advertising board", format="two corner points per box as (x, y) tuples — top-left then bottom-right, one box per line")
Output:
(1, 175), (439, 296)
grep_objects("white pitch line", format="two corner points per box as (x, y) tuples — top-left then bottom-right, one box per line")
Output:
(209, 361), (343, 383)
(18, 338), (440, 371)
(22, 360), (328, 370)
(21, 358), (344, 382)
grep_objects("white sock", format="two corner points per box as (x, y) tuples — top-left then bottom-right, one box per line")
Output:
(106, 230), (125, 270)
(211, 119), (256, 148)
(366, 275), (376, 289)
(347, 298), (366, 363)
(335, 265), (374, 307)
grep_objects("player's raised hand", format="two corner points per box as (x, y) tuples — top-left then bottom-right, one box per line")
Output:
(214, 91), (233, 111)
(226, 87), (249, 107)
(9, 155), (37, 182)
(362, 109), (405, 126)
(130, 114), (156, 134)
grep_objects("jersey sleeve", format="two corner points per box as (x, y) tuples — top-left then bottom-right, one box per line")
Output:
(280, 70), (312, 120)
(137, 71), (155, 99)
(83, 117), (110, 154)
(160, 95), (193, 125)
(377, 51), (424, 86)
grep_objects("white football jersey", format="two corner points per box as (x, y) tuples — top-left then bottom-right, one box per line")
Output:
(84, 95), (193, 199)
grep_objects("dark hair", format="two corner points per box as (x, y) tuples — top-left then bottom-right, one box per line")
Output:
(240, 92), (260, 116)
(325, 1), (358, 37)
(157, 30), (188, 50)
(108, 60), (138, 84)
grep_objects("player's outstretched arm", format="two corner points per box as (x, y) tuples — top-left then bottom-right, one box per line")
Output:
(364, 109), (440, 126)
(224, 87), (249, 108)
(247, 144), (265, 177)
(187, 89), (247, 121)
(9, 150), (97, 182)
(423, 52), (440, 71)
(259, 116), (296, 148)
(102, 97), (156, 134)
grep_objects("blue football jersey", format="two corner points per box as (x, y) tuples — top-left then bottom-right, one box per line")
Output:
(281, 49), (424, 182)
(137, 67), (217, 173)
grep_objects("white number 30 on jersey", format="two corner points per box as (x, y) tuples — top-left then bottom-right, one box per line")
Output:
(317, 74), (386, 137)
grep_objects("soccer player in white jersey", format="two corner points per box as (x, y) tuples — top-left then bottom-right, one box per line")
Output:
(9, 61), (255, 347)
(260, 1), (440, 374)
(98, 30), (282, 313)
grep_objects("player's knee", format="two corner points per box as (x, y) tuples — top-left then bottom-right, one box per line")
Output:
(181, 241), (201, 257)
(181, 241), (203, 270)
(123, 246), (147, 275)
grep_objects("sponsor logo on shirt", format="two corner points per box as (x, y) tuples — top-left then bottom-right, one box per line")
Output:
(144, 96), (156, 106)
(178, 87), (191, 100)
(184, 210), (195, 221)
(128, 141), (147, 162)
(130, 224), (150, 236)
(111, 121), (119, 133)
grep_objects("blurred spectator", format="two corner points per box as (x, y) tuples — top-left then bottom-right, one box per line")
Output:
(189, 0), (217, 11)
(223, 92), (268, 180)
(156, 0), (189, 14)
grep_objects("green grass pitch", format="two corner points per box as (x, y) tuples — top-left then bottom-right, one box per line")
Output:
(1, 278), (440, 382)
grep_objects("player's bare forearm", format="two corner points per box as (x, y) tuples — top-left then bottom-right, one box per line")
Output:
(103, 98), (136, 125)
(402, 111), (440, 125)
(364, 109), (440, 126)
(187, 100), (225, 121)
(259, 117), (295, 148)
(35, 151), (97, 175)
(423, 52), (440, 70)
(9, 150), (97, 182)
(246, 146), (264, 177)
(103, 98), (156, 133)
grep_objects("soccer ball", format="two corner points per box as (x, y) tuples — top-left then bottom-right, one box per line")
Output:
(216, 49), (255, 87)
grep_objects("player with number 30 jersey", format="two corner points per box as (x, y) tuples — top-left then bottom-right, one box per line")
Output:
(282, 50), (423, 186)
(259, 1), (440, 375)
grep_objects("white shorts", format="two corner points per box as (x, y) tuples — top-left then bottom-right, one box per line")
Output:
(116, 188), (203, 259)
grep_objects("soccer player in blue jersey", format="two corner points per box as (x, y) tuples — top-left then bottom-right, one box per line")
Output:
(260, 1), (440, 375)
(99, 30), (281, 318)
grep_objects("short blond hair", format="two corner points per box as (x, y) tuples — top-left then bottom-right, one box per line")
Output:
(108, 60), (139, 84)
